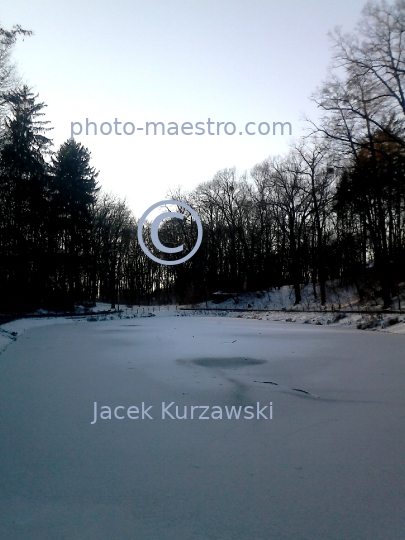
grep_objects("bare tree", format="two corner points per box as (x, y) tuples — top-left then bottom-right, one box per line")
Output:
(292, 138), (336, 304)
(92, 192), (134, 309)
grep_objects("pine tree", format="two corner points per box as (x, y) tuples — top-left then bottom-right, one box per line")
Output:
(0, 85), (52, 311)
(49, 139), (99, 306)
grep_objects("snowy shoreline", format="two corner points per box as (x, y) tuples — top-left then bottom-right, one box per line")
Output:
(180, 307), (405, 334)
(1, 301), (405, 358)
(2, 280), (405, 357)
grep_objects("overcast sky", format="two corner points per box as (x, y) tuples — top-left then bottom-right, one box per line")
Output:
(2, 0), (366, 217)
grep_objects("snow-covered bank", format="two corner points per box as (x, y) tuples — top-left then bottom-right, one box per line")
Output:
(187, 281), (405, 334)
(1, 280), (405, 357)
(0, 327), (18, 355)
(180, 307), (405, 334)
(196, 279), (404, 311)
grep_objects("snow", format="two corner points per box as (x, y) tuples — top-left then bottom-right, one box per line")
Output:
(2, 284), (405, 358)
(0, 314), (404, 538)
(188, 281), (405, 333)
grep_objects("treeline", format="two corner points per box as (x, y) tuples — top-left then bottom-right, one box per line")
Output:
(1, 1), (405, 311)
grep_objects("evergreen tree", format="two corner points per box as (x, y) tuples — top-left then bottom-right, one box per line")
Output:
(0, 85), (52, 310)
(49, 139), (99, 306)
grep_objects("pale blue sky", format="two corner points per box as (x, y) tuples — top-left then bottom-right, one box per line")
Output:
(2, 0), (366, 216)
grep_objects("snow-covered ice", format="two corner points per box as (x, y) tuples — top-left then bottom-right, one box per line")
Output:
(0, 314), (404, 539)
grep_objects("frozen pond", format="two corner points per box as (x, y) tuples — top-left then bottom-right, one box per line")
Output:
(0, 315), (404, 539)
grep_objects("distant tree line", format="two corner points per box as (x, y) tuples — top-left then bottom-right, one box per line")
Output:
(1, 1), (405, 312)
